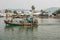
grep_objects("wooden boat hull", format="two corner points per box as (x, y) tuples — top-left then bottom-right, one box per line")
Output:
(5, 22), (23, 26)
(4, 20), (38, 26)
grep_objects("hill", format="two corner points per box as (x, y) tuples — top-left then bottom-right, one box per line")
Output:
(45, 7), (60, 13)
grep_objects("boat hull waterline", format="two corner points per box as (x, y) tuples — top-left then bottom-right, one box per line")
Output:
(4, 20), (38, 26)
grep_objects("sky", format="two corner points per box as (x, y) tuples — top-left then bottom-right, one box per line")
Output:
(0, 0), (60, 10)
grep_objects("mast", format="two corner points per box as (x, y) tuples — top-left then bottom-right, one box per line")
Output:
(31, 5), (35, 18)
(31, 5), (35, 23)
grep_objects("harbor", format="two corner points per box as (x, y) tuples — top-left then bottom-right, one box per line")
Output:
(0, 0), (60, 40)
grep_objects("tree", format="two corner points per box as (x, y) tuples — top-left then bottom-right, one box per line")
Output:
(31, 5), (35, 11)
(5, 9), (12, 13)
(40, 10), (45, 14)
(55, 9), (60, 14)
(5, 9), (9, 13)
(13, 10), (17, 14)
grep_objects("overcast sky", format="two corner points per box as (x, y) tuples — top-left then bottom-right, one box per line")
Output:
(0, 0), (60, 10)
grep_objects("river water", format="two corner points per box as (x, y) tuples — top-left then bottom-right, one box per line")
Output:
(0, 17), (60, 40)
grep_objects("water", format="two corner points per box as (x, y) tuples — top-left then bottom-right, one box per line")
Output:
(0, 17), (60, 40)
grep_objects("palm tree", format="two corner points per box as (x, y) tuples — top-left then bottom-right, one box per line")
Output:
(31, 5), (35, 12)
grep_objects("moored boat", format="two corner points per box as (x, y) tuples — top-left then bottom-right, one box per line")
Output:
(4, 19), (38, 26)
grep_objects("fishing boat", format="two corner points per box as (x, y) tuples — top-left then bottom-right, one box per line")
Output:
(4, 17), (38, 26)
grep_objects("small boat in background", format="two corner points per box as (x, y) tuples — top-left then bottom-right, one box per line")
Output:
(0, 13), (5, 17)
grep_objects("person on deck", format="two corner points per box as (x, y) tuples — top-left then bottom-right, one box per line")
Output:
(26, 17), (33, 23)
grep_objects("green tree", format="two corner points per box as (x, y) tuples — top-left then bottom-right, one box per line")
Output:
(41, 10), (45, 14)
(5, 9), (9, 13)
(31, 5), (35, 10)
(55, 9), (60, 14)
(13, 10), (17, 14)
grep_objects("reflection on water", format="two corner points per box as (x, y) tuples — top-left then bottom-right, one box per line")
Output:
(4, 25), (38, 32)
(3, 25), (38, 40)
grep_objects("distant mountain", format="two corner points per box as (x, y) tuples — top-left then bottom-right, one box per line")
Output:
(45, 7), (60, 13)
(3, 9), (40, 13)
(4, 8), (29, 12)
